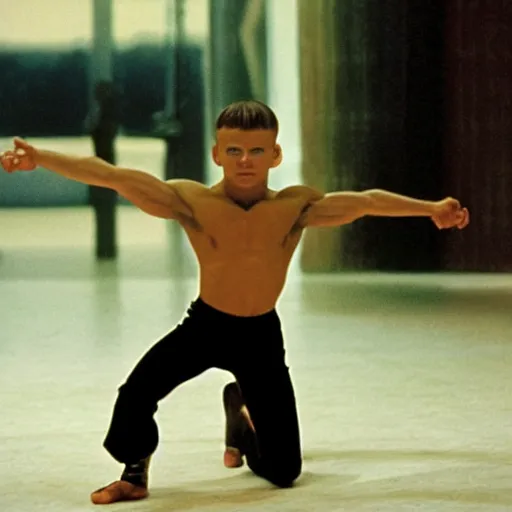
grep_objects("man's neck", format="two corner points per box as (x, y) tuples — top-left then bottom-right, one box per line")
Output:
(222, 180), (269, 210)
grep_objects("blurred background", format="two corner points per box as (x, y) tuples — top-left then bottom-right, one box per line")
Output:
(0, 0), (301, 267)
(1, 4), (512, 511)
(0, 0), (510, 272)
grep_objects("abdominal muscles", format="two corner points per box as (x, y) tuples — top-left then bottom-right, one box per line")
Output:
(198, 255), (291, 316)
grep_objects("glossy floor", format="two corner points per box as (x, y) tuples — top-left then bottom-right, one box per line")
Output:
(1, 206), (511, 512)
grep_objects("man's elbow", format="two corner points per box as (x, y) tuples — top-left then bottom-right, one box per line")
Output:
(358, 190), (380, 215)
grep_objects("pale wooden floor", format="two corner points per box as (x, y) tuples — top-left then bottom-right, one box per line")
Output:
(1, 206), (512, 511)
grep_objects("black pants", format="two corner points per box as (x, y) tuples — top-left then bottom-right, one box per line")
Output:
(103, 298), (302, 488)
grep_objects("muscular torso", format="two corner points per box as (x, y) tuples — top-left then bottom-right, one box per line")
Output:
(170, 181), (315, 316)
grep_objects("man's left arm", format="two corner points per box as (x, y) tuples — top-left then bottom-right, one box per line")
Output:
(298, 189), (470, 230)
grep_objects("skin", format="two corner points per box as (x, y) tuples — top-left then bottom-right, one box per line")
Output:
(1, 130), (469, 503)
(0, 131), (469, 315)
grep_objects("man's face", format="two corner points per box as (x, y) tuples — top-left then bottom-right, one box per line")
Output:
(212, 128), (282, 188)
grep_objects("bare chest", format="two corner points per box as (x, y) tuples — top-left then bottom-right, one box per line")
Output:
(186, 199), (303, 254)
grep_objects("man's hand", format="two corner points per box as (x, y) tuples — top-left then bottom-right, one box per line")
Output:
(431, 197), (469, 230)
(0, 137), (37, 173)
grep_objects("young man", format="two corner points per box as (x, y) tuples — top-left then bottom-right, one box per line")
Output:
(0, 100), (469, 505)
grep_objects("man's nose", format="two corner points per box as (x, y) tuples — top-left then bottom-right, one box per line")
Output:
(238, 152), (251, 164)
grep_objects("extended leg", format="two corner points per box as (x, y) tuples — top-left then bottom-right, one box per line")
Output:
(91, 316), (212, 504)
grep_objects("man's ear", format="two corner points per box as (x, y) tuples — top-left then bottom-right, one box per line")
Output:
(212, 144), (221, 166)
(271, 144), (283, 168)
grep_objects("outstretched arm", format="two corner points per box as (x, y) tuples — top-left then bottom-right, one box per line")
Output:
(0, 137), (192, 219)
(299, 189), (469, 230)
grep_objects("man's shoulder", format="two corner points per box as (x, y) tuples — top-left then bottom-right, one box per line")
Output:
(276, 185), (324, 203)
(165, 178), (212, 197)
(165, 178), (206, 189)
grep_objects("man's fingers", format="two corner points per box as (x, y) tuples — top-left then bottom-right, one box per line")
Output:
(1, 158), (13, 172)
(1, 152), (21, 172)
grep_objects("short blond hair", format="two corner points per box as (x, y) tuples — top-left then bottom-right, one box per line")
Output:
(215, 100), (279, 133)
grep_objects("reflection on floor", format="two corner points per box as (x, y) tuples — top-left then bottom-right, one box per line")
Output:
(0, 207), (511, 512)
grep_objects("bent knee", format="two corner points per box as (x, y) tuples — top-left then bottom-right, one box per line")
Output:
(268, 459), (302, 488)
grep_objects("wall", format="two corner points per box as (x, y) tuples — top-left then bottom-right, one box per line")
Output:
(443, 0), (512, 271)
(266, 0), (302, 178)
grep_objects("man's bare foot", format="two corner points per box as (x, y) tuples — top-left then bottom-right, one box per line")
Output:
(90, 480), (148, 505)
(224, 446), (244, 468)
(223, 405), (256, 468)
(222, 382), (257, 469)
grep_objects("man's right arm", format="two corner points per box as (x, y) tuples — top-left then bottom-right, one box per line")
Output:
(2, 139), (193, 220)
(40, 150), (192, 219)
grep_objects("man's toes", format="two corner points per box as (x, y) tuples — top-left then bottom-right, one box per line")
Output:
(90, 480), (148, 504)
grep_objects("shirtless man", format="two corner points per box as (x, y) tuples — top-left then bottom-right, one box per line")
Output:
(0, 100), (469, 505)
